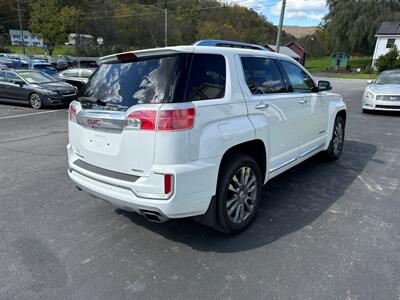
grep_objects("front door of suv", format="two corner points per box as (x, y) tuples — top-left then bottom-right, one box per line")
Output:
(279, 60), (329, 157)
(238, 56), (300, 173)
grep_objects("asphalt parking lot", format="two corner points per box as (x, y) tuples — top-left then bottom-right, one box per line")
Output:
(1, 78), (399, 299)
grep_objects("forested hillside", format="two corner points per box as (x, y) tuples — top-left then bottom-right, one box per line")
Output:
(0, 0), (294, 54)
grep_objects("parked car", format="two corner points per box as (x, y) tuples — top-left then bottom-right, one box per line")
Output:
(0, 69), (77, 109)
(28, 61), (58, 76)
(362, 69), (400, 112)
(58, 55), (76, 66)
(67, 40), (346, 234)
(57, 68), (93, 90)
(45, 56), (69, 70)
(74, 58), (99, 69)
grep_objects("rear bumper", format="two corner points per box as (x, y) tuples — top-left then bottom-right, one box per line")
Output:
(67, 144), (220, 219)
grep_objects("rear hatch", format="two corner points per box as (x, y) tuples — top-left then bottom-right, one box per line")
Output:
(68, 50), (192, 177)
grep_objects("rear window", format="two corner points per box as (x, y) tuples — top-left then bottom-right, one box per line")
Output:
(80, 53), (226, 109)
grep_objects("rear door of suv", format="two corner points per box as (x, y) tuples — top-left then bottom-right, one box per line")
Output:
(237, 55), (301, 173)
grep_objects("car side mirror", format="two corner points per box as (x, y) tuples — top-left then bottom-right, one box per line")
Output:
(318, 80), (332, 92)
(367, 80), (374, 84)
(14, 80), (25, 87)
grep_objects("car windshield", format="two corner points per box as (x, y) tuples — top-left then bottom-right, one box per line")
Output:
(17, 71), (56, 84)
(375, 72), (400, 85)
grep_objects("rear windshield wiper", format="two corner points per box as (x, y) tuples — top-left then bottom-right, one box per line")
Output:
(78, 96), (107, 106)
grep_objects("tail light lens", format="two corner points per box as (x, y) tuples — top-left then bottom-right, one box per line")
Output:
(68, 104), (77, 122)
(125, 108), (195, 131)
(126, 110), (157, 130)
(158, 108), (195, 131)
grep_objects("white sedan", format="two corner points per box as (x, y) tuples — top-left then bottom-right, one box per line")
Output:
(362, 70), (400, 112)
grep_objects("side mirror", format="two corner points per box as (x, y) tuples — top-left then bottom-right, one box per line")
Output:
(367, 80), (374, 84)
(15, 80), (25, 87)
(318, 80), (332, 92)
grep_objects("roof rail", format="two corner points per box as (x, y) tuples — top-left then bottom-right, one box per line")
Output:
(193, 40), (267, 51)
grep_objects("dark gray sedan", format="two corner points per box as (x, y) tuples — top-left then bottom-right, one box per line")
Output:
(0, 69), (77, 109)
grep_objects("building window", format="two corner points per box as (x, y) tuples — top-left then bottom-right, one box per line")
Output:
(386, 39), (396, 49)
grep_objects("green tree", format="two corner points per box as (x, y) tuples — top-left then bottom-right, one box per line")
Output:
(324, 0), (400, 54)
(375, 46), (400, 72)
(29, 0), (79, 55)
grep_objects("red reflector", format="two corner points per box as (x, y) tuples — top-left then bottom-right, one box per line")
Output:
(68, 105), (77, 121)
(164, 174), (173, 195)
(116, 53), (138, 62)
(127, 110), (157, 130)
(158, 108), (195, 131)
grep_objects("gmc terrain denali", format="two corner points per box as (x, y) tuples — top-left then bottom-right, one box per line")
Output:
(68, 40), (346, 234)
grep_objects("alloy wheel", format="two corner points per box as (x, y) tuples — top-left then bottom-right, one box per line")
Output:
(226, 166), (257, 224)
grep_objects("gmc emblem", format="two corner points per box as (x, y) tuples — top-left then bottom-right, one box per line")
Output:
(87, 119), (101, 126)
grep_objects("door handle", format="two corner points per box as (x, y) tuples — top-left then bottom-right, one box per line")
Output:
(299, 99), (308, 104)
(255, 103), (269, 110)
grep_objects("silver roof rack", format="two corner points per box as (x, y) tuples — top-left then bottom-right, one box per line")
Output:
(193, 39), (267, 51)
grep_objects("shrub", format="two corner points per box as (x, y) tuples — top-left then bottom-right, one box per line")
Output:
(375, 46), (400, 72)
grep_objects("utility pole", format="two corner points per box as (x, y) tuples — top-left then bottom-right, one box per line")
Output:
(16, 0), (25, 54)
(275, 0), (286, 53)
(141, 3), (168, 47)
(164, 1), (168, 47)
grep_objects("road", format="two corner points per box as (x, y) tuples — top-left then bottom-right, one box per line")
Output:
(0, 78), (399, 299)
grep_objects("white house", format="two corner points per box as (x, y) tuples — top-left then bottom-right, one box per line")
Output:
(9, 29), (43, 47)
(66, 33), (94, 47)
(372, 22), (400, 68)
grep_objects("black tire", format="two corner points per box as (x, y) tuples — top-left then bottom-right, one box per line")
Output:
(362, 109), (370, 114)
(324, 115), (345, 161)
(29, 93), (43, 109)
(216, 154), (262, 234)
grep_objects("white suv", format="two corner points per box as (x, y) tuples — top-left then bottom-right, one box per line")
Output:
(67, 40), (346, 234)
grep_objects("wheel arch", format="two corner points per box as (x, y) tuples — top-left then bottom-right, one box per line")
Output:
(217, 139), (267, 184)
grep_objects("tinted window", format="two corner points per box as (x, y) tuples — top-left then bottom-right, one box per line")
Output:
(6, 72), (19, 82)
(63, 70), (79, 77)
(0, 71), (6, 82)
(186, 54), (226, 101)
(281, 61), (314, 93)
(241, 57), (287, 94)
(80, 70), (93, 78)
(82, 54), (189, 108)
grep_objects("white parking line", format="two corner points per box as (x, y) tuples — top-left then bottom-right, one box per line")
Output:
(0, 109), (67, 120)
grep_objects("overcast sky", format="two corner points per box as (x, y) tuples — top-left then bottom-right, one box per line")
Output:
(222, 0), (328, 26)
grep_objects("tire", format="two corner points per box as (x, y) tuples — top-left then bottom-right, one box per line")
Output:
(29, 93), (43, 109)
(216, 154), (262, 234)
(324, 115), (345, 161)
(362, 109), (370, 114)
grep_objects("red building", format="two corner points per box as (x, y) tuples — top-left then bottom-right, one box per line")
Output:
(265, 41), (307, 66)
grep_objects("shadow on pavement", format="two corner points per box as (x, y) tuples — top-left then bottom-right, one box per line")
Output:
(118, 140), (376, 253)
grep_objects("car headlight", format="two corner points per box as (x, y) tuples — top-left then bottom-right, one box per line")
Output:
(364, 91), (374, 99)
(43, 90), (58, 96)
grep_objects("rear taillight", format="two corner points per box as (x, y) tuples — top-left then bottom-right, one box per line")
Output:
(68, 104), (77, 122)
(158, 108), (195, 131)
(126, 108), (195, 131)
(126, 110), (157, 130)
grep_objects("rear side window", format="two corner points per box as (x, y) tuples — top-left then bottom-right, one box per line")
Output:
(186, 54), (226, 101)
(241, 57), (287, 94)
(280, 60), (315, 93)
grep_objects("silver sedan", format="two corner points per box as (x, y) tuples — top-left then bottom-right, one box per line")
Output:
(362, 69), (400, 112)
